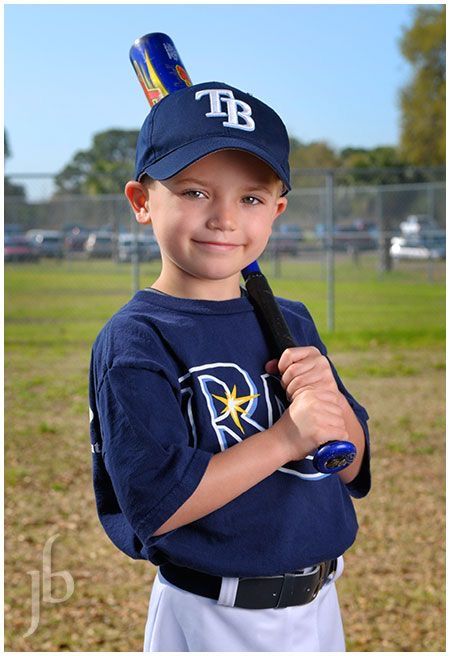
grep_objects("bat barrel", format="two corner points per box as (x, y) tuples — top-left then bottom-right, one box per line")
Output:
(129, 33), (192, 106)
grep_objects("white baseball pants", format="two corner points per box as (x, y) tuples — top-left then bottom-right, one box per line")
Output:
(143, 557), (346, 652)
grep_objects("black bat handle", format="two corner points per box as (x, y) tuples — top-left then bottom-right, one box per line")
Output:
(242, 268), (356, 474)
(244, 271), (296, 357)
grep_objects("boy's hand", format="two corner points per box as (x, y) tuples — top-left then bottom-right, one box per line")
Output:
(265, 346), (339, 402)
(276, 388), (349, 463)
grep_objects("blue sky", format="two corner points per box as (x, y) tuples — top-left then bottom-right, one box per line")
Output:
(5, 3), (417, 176)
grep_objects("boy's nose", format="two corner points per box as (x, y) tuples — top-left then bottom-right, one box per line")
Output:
(206, 200), (237, 231)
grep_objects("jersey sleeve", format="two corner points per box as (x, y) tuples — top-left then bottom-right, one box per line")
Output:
(91, 359), (213, 560)
(298, 305), (371, 499)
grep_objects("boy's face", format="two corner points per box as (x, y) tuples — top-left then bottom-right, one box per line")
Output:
(125, 149), (288, 299)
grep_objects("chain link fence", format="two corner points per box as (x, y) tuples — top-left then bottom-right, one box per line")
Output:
(5, 170), (446, 303)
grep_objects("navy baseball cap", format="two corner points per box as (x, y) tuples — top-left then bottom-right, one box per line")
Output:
(134, 81), (291, 193)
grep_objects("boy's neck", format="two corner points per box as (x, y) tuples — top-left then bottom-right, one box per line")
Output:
(151, 274), (242, 301)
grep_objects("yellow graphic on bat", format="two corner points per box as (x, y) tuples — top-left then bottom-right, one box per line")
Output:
(131, 51), (168, 106)
(212, 386), (260, 434)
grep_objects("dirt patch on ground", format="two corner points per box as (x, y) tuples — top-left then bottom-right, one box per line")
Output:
(5, 346), (445, 651)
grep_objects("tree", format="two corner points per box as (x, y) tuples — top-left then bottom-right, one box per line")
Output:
(5, 130), (10, 158)
(54, 129), (139, 195)
(4, 130), (26, 198)
(339, 146), (423, 185)
(399, 5), (445, 165)
(290, 140), (340, 170)
(290, 140), (341, 186)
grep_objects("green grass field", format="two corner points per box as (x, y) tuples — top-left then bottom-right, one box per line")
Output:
(5, 256), (445, 651)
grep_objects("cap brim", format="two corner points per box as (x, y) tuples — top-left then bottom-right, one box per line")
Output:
(139, 137), (291, 193)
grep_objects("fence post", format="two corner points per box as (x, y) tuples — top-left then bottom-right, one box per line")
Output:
(325, 170), (335, 332)
(377, 187), (392, 274)
(427, 182), (436, 221)
(271, 235), (282, 279)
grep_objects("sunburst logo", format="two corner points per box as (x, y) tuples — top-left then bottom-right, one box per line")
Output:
(212, 385), (260, 435)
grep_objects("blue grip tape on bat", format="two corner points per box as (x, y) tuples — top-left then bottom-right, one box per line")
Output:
(130, 33), (356, 475)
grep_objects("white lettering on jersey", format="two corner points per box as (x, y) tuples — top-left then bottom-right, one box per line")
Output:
(179, 362), (330, 481)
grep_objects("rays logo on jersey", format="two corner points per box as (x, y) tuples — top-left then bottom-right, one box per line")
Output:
(179, 362), (329, 481)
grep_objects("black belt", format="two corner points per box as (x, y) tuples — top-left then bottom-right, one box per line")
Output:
(159, 559), (338, 609)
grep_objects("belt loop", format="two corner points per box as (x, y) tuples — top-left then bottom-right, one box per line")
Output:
(217, 576), (240, 607)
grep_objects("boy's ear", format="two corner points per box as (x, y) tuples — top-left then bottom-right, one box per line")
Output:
(273, 195), (288, 223)
(124, 181), (152, 225)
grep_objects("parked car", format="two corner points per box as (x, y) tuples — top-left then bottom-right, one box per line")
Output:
(63, 225), (89, 252)
(267, 224), (303, 256)
(117, 233), (160, 263)
(315, 220), (378, 252)
(334, 221), (378, 252)
(84, 231), (115, 258)
(390, 235), (445, 260)
(5, 223), (24, 236)
(26, 230), (64, 258)
(4, 235), (40, 263)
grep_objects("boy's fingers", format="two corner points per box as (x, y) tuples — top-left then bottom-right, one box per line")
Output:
(281, 360), (316, 387)
(286, 373), (323, 399)
(278, 346), (321, 373)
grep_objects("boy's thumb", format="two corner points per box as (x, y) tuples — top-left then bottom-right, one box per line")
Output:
(265, 359), (279, 374)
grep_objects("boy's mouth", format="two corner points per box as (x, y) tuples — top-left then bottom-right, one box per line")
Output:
(193, 240), (241, 252)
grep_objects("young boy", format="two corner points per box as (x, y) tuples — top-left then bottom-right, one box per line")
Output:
(89, 81), (370, 652)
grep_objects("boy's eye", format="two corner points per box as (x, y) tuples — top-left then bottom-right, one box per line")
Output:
(242, 196), (261, 205)
(183, 190), (206, 199)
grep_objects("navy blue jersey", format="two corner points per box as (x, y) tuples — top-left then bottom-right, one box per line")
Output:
(89, 288), (370, 577)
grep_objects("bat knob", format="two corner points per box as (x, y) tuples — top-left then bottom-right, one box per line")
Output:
(313, 440), (356, 474)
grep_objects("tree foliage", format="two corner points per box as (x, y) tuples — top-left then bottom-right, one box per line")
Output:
(338, 146), (421, 185)
(290, 139), (341, 187)
(399, 5), (445, 165)
(4, 129), (26, 199)
(5, 130), (11, 159)
(288, 140), (430, 186)
(54, 129), (139, 195)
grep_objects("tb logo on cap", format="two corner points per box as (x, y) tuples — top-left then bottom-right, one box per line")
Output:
(195, 89), (255, 132)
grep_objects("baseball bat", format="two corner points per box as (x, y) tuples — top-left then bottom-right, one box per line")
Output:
(129, 33), (356, 474)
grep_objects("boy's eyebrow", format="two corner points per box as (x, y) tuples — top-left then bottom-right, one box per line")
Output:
(245, 184), (278, 195)
(174, 177), (277, 195)
(173, 177), (208, 186)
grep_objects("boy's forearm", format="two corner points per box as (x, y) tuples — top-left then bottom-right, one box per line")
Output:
(152, 393), (366, 536)
(337, 392), (366, 485)
(152, 426), (291, 536)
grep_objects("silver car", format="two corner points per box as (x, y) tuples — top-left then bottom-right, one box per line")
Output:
(26, 230), (64, 258)
(84, 231), (115, 259)
(117, 233), (160, 262)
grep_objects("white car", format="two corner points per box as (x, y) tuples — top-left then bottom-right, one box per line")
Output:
(390, 235), (445, 260)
